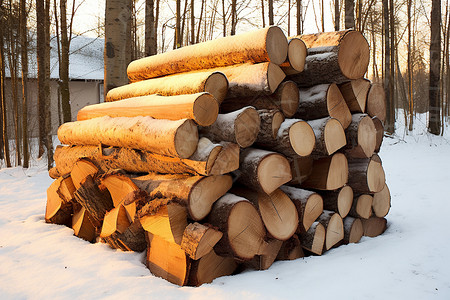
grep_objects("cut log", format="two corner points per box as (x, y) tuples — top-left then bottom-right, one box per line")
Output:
(347, 154), (385, 193)
(72, 207), (96, 242)
(280, 38), (308, 74)
(207, 193), (267, 261)
(255, 109), (285, 144)
(102, 218), (147, 252)
(231, 187), (298, 241)
(300, 153), (348, 190)
(338, 78), (371, 113)
(78, 93), (219, 127)
(295, 83), (352, 129)
(366, 83), (386, 123)
(132, 173), (232, 221)
(279, 185), (324, 233)
(220, 81), (299, 118)
(127, 26), (288, 81)
(100, 205), (130, 238)
(342, 216), (364, 244)
(181, 222), (223, 260)
(317, 210), (344, 251)
(49, 167), (59, 179)
(372, 116), (384, 153)
(106, 71), (229, 104)
(70, 159), (98, 190)
(372, 183), (391, 218)
(255, 118), (316, 157)
(319, 185), (353, 218)
(289, 30), (370, 85)
(349, 194), (373, 219)
(276, 235), (305, 261)
(299, 221), (325, 255)
(307, 117), (346, 156)
(361, 217), (387, 237)
(58, 116), (198, 159)
(46, 177), (73, 226)
(345, 113), (377, 158)
(145, 232), (190, 286)
(200, 106), (260, 148)
(188, 250), (238, 286)
(289, 156), (313, 185)
(238, 148), (292, 195)
(246, 238), (283, 270)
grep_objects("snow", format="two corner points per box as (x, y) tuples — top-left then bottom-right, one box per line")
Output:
(1, 115), (450, 299)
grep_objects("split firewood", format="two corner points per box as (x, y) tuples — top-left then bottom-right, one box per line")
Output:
(238, 148), (292, 195)
(289, 30), (370, 85)
(307, 117), (346, 156)
(70, 159), (98, 189)
(188, 250), (238, 286)
(106, 71), (229, 104)
(131, 173), (232, 221)
(289, 156), (313, 185)
(300, 153), (348, 191)
(342, 216), (364, 244)
(280, 38), (307, 75)
(279, 185), (324, 233)
(200, 106), (260, 148)
(319, 185), (353, 218)
(102, 218), (146, 252)
(294, 83), (352, 129)
(345, 113), (377, 158)
(231, 187), (298, 241)
(276, 235), (305, 261)
(207, 193), (267, 261)
(349, 194), (373, 219)
(366, 83), (386, 123)
(361, 217), (387, 237)
(338, 78), (371, 113)
(317, 210), (344, 251)
(46, 177), (74, 226)
(58, 116), (198, 159)
(78, 93), (219, 127)
(255, 109), (285, 144)
(347, 154), (385, 193)
(145, 232), (191, 286)
(299, 221), (325, 255)
(181, 222), (223, 260)
(127, 26), (288, 81)
(372, 183), (391, 218)
(48, 167), (59, 179)
(220, 81), (299, 118)
(100, 205), (130, 239)
(72, 206), (96, 242)
(246, 238), (283, 270)
(372, 116), (384, 153)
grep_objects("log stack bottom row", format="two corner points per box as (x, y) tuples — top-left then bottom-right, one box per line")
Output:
(45, 26), (390, 286)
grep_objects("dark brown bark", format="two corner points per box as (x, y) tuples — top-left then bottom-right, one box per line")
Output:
(429, 0), (441, 134)
(0, 9), (11, 167)
(231, 0), (237, 35)
(345, 0), (355, 29)
(59, 0), (71, 123)
(268, 0), (274, 25)
(145, 0), (156, 55)
(20, 0), (29, 168)
(335, 0), (340, 31)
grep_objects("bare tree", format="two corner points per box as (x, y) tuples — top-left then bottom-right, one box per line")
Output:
(145, 0), (157, 55)
(268, 0), (274, 25)
(20, 0), (29, 168)
(175, 0), (181, 48)
(0, 0), (11, 167)
(231, 0), (237, 35)
(190, 0), (194, 44)
(335, 0), (340, 31)
(429, 0), (441, 135)
(297, 0), (302, 35)
(345, 0), (355, 29)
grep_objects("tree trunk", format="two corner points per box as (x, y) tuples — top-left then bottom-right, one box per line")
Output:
(44, 0), (53, 170)
(190, 0), (195, 44)
(230, 0), (237, 35)
(145, 0), (156, 56)
(60, 0), (71, 123)
(318, 185), (353, 218)
(344, 113), (377, 158)
(0, 14), (11, 167)
(335, 0), (340, 31)
(345, 0), (355, 29)
(268, 0), (274, 25)
(20, 0), (29, 168)
(429, 0), (441, 135)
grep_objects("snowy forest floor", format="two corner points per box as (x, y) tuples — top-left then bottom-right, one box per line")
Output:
(0, 113), (450, 299)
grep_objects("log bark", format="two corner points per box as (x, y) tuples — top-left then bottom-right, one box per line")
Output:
(106, 71), (229, 104)
(307, 117), (346, 156)
(200, 106), (260, 148)
(188, 250), (238, 286)
(181, 222), (223, 260)
(372, 183), (391, 218)
(246, 238), (283, 270)
(317, 210), (344, 251)
(338, 78), (371, 113)
(299, 221), (325, 255)
(342, 216), (363, 244)
(289, 156), (313, 185)
(295, 83), (352, 129)
(46, 177), (73, 226)
(58, 116), (198, 159)
(372, 116), (384, 153)
(72, 207), (96, 242)
(279, 185), (323, 233)
(366, 83), (386, 123)
(127, 26), (288, 81)
(255, 109), (285, 144)
(78, 93), (219, 127)
(344, 114), (377, 158)
(347, 154), (385, 193)
(361, 216), (387, 237)
(318, 185), (353, 218)
(276, 235), (305, 261)
(238, 148), (292, 195)
(349, 194), (373, 219)
(300, 153), (348, 190)
(280, 38), (307, 75)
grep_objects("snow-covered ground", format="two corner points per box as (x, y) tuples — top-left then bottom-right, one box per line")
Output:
(1, 116), (450, 299)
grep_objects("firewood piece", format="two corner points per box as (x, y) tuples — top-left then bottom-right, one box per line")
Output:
(308, 117), (346, 156)
(289, 30), (370, 85)
(338, 79), (371, 112)
(200, 106), (260, 148)
(255, 109), (285, 144)
(49, 167), (60, 179)
(181, 223), (223, 260)
(145, 232), (191, 286)
(78, 93), (219, 127)
(188, 250), (238, 286)
(107, 71), (229, 104)
(128, 26), (288, 81)
(280, 38), (307, 74)
(102, 219), (147, 252)
(289, 156), (313, 185)
(207, 193), (267, 261)
(46, 178), (73, 226)
(73, 175), (114, 229)
(220, 81), (299, 118)
(342, 216), (364, 244)
(347, 154), (385, 193)
(246, 238), (283, 270)
(132, 173), (232, 221)
(319, 185), (353, 218)
(238, 148), (292, 194)
(349, 194), (373, 219)
(317, 210), (344, 251)
(345, 114), (377, 158)
(100, 205), (130, 238)
(295, 83), (352, 129)
(279, 185), (323, 233)
(58, 116), (198, 159)
(366, 83), (386, 123)
(372, 116), (384, 153)
(72, 207), (96, 242)
(70, 159), (98, 190)
(372, 184), (391, 218)
(299, 221), (325, 255)
(139, 198), (188, 245)
(301, 153), (348, 191)
(231, 187), (299, 241)
(276, 235), (305, 261)
(361, 217), (387, 237)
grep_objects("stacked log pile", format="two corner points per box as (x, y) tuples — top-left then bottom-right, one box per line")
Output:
(45, 26), (390, 286)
